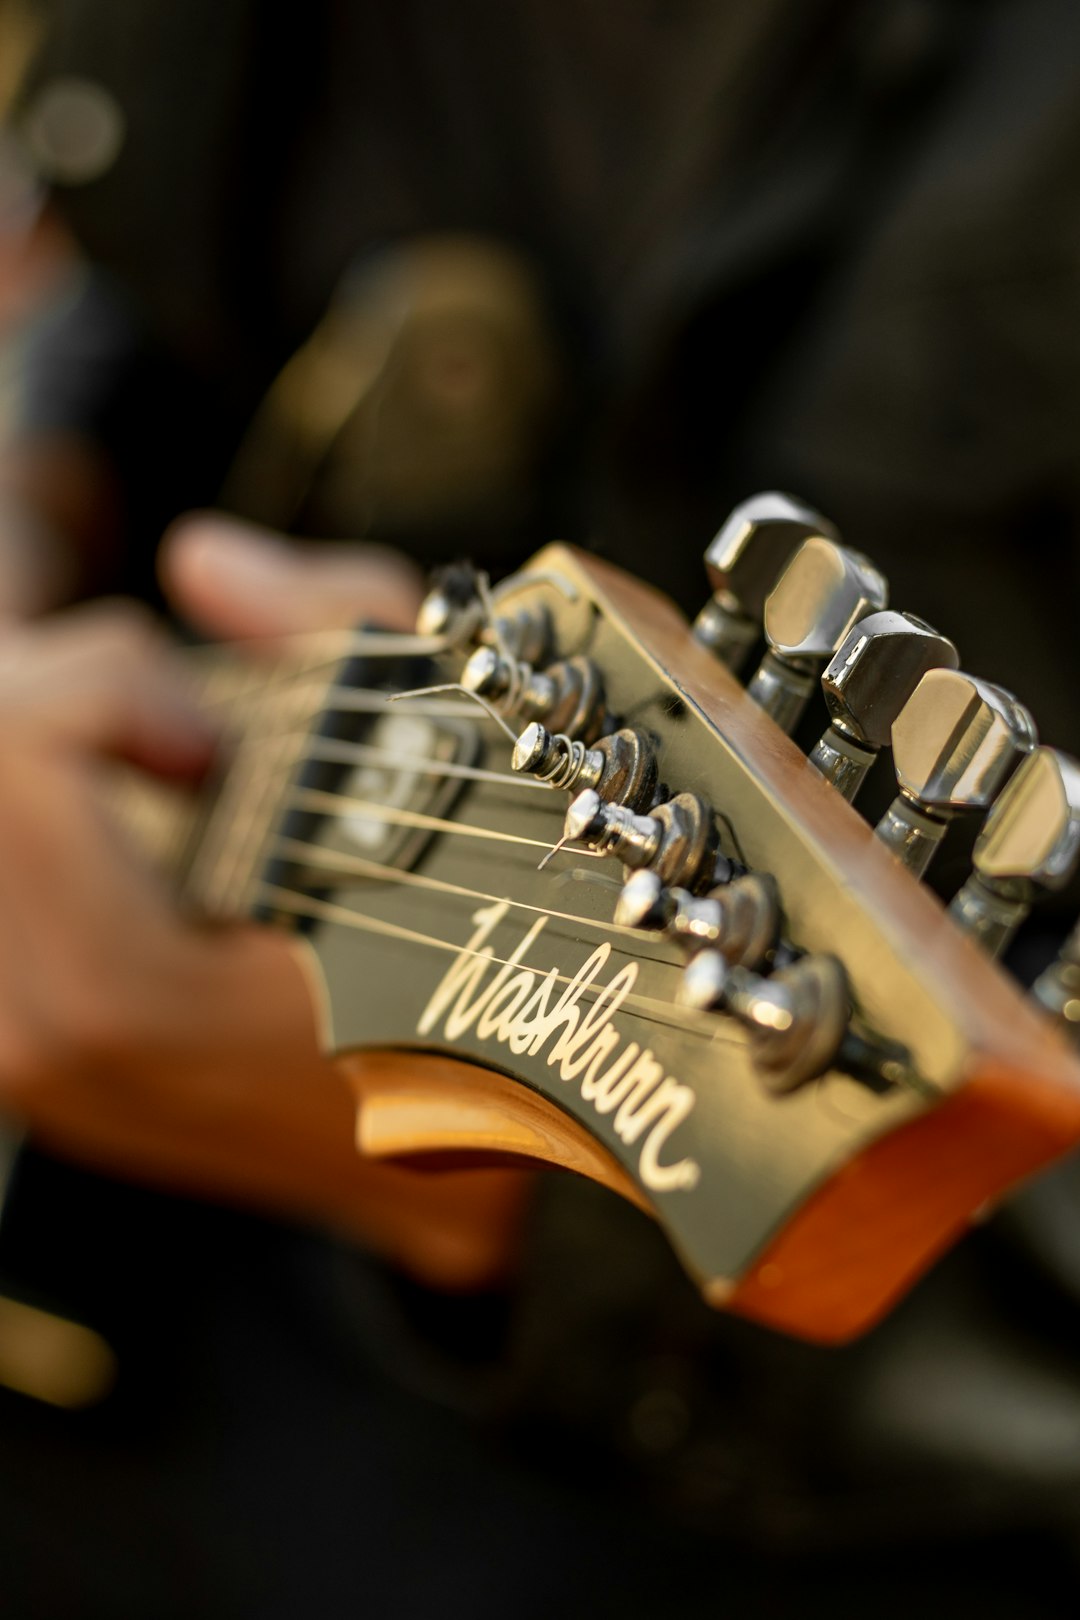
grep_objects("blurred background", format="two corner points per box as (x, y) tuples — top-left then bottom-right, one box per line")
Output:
(2, 2), (1080, 1616)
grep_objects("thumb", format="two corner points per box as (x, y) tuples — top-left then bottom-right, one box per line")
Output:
(159, 515), (425, 640)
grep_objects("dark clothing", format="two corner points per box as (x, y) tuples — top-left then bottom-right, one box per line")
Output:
(6, 3), (1080, 1615)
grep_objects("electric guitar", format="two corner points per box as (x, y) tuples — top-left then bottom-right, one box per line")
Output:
(125, 538), (1080, 1347)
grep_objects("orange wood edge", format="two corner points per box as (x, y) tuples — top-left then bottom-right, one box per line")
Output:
(339, 1048), (650, 1214)
(724, 1053), (1080, 1343)
(331, 551), (1080, 1341)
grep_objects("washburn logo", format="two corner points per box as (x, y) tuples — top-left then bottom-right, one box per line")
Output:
(417, 901), (700, 1193)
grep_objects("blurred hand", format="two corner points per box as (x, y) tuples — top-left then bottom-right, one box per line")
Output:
(0, 519), (524, 1289)
(160, 512), (425, 637)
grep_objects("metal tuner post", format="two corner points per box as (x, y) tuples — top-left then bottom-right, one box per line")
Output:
(555, 788), (721, 891)
(511, 721), (659, 810)
(615, 868), (781, 970)
(461, 646), (609, 743)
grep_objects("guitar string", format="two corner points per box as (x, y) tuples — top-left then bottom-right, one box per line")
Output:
(299, 735), (551, 791)
(266, 833), (667, 947)
(179, 693), (537, 911)
(195, 664), (469, 712)
(282, 785), (561, 851)
(170, 653), (756, 1050)
(206, 684), (500, 726)
(255, 879), (741, 1046)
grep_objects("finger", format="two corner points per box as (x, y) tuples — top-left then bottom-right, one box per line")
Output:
(159, 515), (425, 640)
(0, 600), (217, 777)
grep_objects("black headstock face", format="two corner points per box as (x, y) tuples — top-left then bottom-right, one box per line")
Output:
(240, 545), (1080, 1336)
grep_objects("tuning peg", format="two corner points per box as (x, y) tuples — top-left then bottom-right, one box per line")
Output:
(693, 492), (841, 673)
(1032, 920), (1080, 1043)
(679, 951), (851, 1093)
(746, 539), (888, 733)
(511, 721), (658, 809)
(875, 669), (1037, 878)
(462, 647), (608, 742)
(416, 566), (551, 663)
(948, 748), (1080, 958)
(615, 869), (779, 969)
(556, 788), (717, 890)
(416, 564), (484, 643)
(808, 611), (959, 801)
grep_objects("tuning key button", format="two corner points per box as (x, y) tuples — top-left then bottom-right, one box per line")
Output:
(693, 492), (841, 673)
(747, 539), (888, 733)
(808, 611), (959, 802)
(511, 721), (659, 809)
(948, 748), (1080, 957)
(875, 669), (1037, 879)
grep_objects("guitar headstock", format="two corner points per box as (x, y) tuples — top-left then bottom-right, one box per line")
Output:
(245, 534), (1080, 1343)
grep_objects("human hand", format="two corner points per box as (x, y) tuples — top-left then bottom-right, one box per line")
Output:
(0, 520), (525, 1289)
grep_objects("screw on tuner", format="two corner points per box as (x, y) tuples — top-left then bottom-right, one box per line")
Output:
(615, 869), (781, 970)
(417, 564), (552, 664)
(552, 788), (723, 890)
(511, 721), (659, 809)
(461, 645), (610, 743)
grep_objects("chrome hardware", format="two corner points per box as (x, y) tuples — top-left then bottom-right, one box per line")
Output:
(511, 721), (659, 809)
(808, 611), (959, 802)
(693, 492), (841, 673)
(679, 951), (917, 1094)
(747, 539), (889, 733)
(416, 564), (483, 643)
(483, 604), (552, 666)
(417, 566), (551, 663)
(1032, 920), (1080, 1043)
(875, 669), (1038, 879)
(680, 952), (851, 1093)
(949, 748), (1080, 957)
(462, 646), (608, 743)
(559, 788), (717, 890)
(615, 869), (779, 970)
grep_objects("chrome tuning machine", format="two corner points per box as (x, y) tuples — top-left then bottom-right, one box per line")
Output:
(680, 951), (852, 1094)
(693, 492), (841, 673)
(558, 788), (720, 890)
(615, 869), (780, 970)
(809, 611), (959, 802)
(462, 645), (609, 743)
(875, 669), (1037, 879)
(417, 565), (552, 664)
(1032, 922), (1080, 1043)
(747, 539), (889, 733)
(949, 747), (1080, 958)
(512, 721), (659, 810)
(680, 951), (916, 1095)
